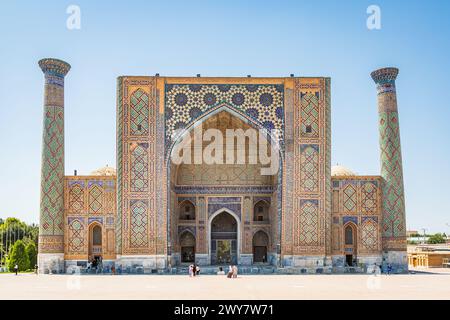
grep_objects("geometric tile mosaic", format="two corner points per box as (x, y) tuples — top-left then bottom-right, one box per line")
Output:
(130, 144), (149, 193)
(300, 145), (319, 192)
(130, 200), (149, 248)
(343, 184), (357, 212)
(361, 182), (377, 213)
(88, 184), (103, 213)
(296, 200), (319, 246)
(130, 89), (149, 136)
(300, 92), (319, 138)
(165, 84), (284, 148)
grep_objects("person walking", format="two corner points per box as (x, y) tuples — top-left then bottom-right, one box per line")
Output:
(14, 264), (18, 275)
(373, 263), (381, 276)
(98, 258), (103, 274)
(232, 265), (238, 278)
(227, 265), (233, 278)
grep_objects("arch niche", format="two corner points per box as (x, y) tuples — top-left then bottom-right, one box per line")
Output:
(179, 200), (196, 221)
(344, 223), (357, 266)
(167, 105), (283, 266)
(88, 223), (102, 261)
(179, 231), (196, 263)
(252, 230), (269, 263)
(208, 208), (240, 265)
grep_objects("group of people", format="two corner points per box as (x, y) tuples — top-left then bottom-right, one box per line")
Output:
(87, 257), (103, 273)
(227, 265), (238, 278)
(188, 264), (239, 278)
(188, 264), (200, 277)
(372, 263), (393, 275)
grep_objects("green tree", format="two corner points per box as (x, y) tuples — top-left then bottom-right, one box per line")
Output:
(427, 233), (446, 244)
(7, 240), (29, 272)
(0, 218), (39, 255)
(25, 242), (37, 269)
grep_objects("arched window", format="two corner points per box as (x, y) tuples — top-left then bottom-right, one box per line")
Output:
(92, 225), (102, 246)
(345, 225), (354, 245)
(253, 200), (270, 222)
(179, 200), (195, 220)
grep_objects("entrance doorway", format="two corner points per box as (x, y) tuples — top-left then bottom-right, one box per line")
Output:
(346, 254), (354, 267)
(252, 231), (269, 263)
(344, 223), (357, 267)
(180, 231), (196, 263)
(210, 211), (238, 265)
(88, 223), (102, 262)
(217, 240), (232, 264)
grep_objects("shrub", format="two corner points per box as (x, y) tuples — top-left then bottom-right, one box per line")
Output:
(25, 242), (37, 269)
(427, 233), (446, 244)
(7, 240), (30, 272)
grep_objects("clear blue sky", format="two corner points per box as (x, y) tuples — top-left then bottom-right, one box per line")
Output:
(0, 0), (449, 233)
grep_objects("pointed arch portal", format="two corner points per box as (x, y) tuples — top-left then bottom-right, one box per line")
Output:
(209, 208), (241, 265)
(165, 87), (285, 267)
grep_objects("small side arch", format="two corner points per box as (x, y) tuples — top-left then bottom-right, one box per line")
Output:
(252, 230), (269, 263)
(179, 230), (196, 263)
(253, 200), (270, 222)
(343, 222), (358, 266)
(178, 199), (196, 221)
(88, 222), (103, 261)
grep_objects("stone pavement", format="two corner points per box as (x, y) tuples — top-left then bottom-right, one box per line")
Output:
(1, 273), (449, 300)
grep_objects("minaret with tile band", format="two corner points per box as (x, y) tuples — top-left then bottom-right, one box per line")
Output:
(371, 67), (407, 271)
(38, 58), (71, 273)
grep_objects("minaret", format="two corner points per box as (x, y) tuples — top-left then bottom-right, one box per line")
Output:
(38, 58), (71, 273)
(371, 67), (407, 272)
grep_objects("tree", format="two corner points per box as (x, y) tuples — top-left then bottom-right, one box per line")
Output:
(0, 218), (39, 257)
(427, 233), (446, 244)
(7, 240), (29, 272)
(25, 242), (37, 269)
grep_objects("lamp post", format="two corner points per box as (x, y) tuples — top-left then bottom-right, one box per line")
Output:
(167, 243), (172, 272)
(421, 228), (427, 245)
(0, 230), (3, 268)
(446, 223), (450, 244)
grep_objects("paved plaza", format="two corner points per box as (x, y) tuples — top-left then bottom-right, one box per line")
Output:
(1, 271), (449, 300)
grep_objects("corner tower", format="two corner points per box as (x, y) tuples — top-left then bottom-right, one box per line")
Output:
(38, 58), (71, 273)
(371, 67), (407, 272)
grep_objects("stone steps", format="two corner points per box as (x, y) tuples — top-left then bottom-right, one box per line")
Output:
(68, 265), (373, 275)
(171, 265), (278, 275)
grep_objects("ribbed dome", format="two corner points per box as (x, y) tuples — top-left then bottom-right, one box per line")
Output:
(90, 165), (116, 176)
(331, 165), (356, 177)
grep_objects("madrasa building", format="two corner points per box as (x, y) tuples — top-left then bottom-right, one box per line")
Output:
(36, 58), (408, 274)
